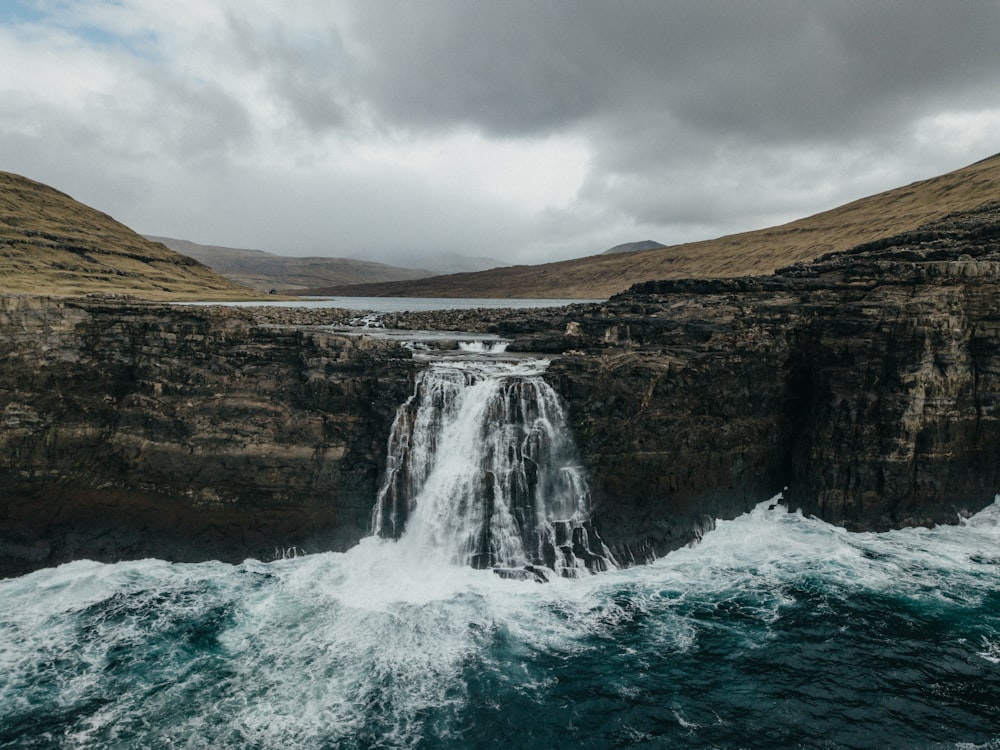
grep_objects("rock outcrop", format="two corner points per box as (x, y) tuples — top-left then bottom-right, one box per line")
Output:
(4, 203), (1000, 577)
(0, 297), (415, 577)
(507, 203), (1000, 562)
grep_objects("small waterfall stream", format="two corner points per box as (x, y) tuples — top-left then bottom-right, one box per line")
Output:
(371, 355), (615, 579)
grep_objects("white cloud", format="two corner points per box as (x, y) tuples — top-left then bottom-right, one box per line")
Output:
(911, 108), (1000, 167)
(328, 130), (592, 214)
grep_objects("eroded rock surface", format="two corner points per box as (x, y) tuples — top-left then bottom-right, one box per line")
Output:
(4, 204), (1000, 576)
(517, 204), (1000, 561)
(0, 297), (415, 576)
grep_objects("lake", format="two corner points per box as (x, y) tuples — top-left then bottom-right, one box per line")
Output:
(183, 296), (604, 312)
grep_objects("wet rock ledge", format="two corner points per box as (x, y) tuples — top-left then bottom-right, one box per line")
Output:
(0, 298), (416, 577)
(4, 202), (1000, 576)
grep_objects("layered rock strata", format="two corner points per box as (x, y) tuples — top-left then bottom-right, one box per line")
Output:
(0, 297), (415, 577)
(509, 204), (1000, 562)
(3, 204), (1000, 576)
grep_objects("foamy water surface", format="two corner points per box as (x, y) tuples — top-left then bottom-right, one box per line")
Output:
(2, 500), (999, 748)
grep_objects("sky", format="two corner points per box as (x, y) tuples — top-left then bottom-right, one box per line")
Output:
(1, 0), (999, 271)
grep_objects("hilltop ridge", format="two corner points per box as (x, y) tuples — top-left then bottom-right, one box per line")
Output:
(308, 153), (1000, 299)
(147, 235), (437, 293)
(0, 172), (258, 300)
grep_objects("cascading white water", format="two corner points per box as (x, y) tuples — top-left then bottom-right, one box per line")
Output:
(372, 357), (615, 578)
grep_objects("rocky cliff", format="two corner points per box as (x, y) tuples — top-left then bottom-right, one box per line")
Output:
(0, 297), (416, 577)
(505, 203), (1000, 562)
(4, 203), (1000, 577)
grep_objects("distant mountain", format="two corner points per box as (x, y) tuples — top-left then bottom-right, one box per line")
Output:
(602, 240), (666, 255)
(0, 172), (254, 300)
(148, 237), (437, 293)
(312, 153), (1000, 299)
(402, 251), (511, 274)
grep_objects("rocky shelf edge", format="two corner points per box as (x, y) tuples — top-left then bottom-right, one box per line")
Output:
(0, 296), (417, 577)
(4, 202), (1000, 576)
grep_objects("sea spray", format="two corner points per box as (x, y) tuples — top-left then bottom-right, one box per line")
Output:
(2, 500), (999, 748)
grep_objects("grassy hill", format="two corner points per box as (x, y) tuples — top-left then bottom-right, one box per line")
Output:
(603, 240), (666, 255)
(6, 153), (999, 302)
(148, 236), (436, 293)
(0, 172), (259, 300)
(310, 153), (1000, 299)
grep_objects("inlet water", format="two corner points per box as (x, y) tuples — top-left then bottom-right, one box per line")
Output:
(3, 503), (1000, 748)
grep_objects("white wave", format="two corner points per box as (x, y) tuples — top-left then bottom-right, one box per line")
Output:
(962, 494), (1000, 529)
(978, 637), (1000, 664)
(3, 495), (1000, 747)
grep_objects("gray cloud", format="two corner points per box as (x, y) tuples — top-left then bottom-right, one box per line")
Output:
(2, 0), (1000, 268)
(296, 1), (1000, 246)
(344, 1), (1000, 141)
(223, 12), (358, 134)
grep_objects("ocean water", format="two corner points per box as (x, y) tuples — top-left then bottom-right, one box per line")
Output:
(2, 499), (999, 749)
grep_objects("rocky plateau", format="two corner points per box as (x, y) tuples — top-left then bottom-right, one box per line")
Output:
(4, 203), (1000, 576)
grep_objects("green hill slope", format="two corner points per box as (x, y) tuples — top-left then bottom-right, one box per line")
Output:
(148, 236), (436, 293)
(0, 172), (258, 300)
(312, 153), (1000, 299)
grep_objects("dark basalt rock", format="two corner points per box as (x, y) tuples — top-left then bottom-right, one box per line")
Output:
(493, 565), (551, 583)
(532, 203), (1000, 561)
(4, 204), (1000, 576)
(0, 297), (416, 577)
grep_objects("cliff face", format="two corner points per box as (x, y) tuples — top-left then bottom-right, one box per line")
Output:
(0, 297), (416, 577)
(4, 204), (1000, 577)
(509, 204), (1000, 562)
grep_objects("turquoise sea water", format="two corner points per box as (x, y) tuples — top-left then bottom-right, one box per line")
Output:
(2, 500), (999, 749)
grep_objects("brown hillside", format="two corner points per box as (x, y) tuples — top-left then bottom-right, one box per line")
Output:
(148, 235), (436, 293)
(309, 153), (1000, 299)
(0, 172), (259, 300)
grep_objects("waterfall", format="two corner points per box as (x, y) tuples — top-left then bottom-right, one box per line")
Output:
(372, 358), (615, 578)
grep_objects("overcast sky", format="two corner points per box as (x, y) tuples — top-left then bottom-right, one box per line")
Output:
(2, 1), (999, 269)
